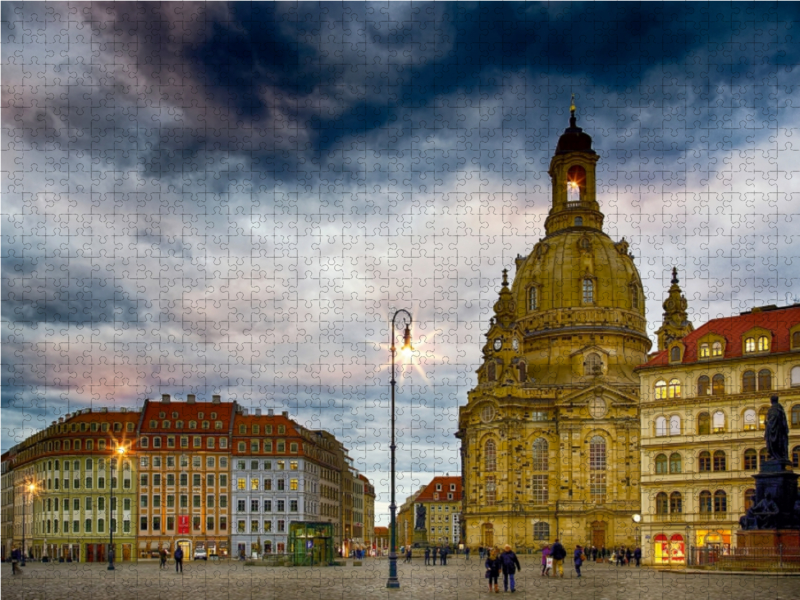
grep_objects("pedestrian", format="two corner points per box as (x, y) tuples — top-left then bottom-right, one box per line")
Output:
(424, 546), (431, 565)
(616, 547), (624, 567)
(633, 546), (641, 567)
(432, 546), (438, 565)
(440, 546), (447, 566)
(485, 547), (501, 593)
(174, 545), (184, 573)
(550, 539), (567, 578)
(591, 546), (598, 562)
(160, 547), (167, 569)
(573, 545), (584, 578)
(465, 546), (470, 561)
(405, 547), (412, 563)
(626, 547), (633, 566)
(500, 544), (521, 592)
(541, 544), (552, 576)
(11, 547), (21, 575)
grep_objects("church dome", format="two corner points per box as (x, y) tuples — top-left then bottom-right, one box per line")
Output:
(555, 114), (595, 156)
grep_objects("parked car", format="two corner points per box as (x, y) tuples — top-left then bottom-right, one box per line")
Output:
(193, 548), (207, 560)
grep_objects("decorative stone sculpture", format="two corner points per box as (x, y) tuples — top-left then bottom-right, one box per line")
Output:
(764, 394), (789, 462)
(415, 503), (426, 531)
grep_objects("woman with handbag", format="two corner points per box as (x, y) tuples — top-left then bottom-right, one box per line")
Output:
(485, 547), (502, 593)
(540, 544), (552, 577)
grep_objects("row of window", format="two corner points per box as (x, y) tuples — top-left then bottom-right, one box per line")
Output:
(653, 490), (732, 514)
(653, 368), (794, 399)
(482, 436), (606, 472)
(141, 473), (228, 488)
(145, 420), (224, 430)
(60, 421), (134, 433)
(234, 460), (299, 471)
(139, 436), (227, 449)
(527, 279), (639, 311)
(38, 496), (130, 513)
(141, 493), (228, 509)
(236, 478), (300, 491)
(39, 458), (131, 473)
(654, 447), (800, 473)
(42, 477), (131, 491)
(654, 406), (800, 436)
(141, 515), (227, 532)
(235, 499), (300, 513)
(37, 518), (130, 535)
(235, 519), (287, 534)
(140, 455), (229, 469)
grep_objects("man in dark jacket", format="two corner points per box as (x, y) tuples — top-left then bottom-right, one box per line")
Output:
(424, 546), (431, 565)
(550, 539), (567, 578)
(174, 546), (184, 573)
(501, 545), (521, 592)
(440, 546), (448, 565)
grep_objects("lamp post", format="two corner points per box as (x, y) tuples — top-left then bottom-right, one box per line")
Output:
(387, 308), (413, 589)
(685, 524), (692, 567)
(108, 446), (126, 570)
(21, 482), (36, 566)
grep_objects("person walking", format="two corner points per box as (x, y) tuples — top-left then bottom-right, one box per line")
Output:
(405, 547), (412, 563)
(174, 545), (184, 573)
(11, 547), (21, 575)
(540, 544), (552, 576)
(440, 546), (448, 566)
(465, 546), (470, 561)
(633, 546), (641, 567)
(625, 547), (633, 566)
(432, 546), (438, 565)
(551, 539), (567, 578)
(424, 546), (431, 565)
(573, 545), (584, 578)
(485, 547), (502, 593)
(500, 545), (521, 592)
(591, 545), (598, 562)
(159, 548), (168, 569)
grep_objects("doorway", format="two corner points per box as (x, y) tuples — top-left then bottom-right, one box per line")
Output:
(482, 523), (494, 548)
(591, 521), (606, 549)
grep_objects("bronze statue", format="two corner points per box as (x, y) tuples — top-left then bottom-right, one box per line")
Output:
(765, 395), (789, 462)
(415, 503), (426, 530)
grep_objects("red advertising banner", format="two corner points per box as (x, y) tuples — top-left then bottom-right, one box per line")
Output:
(178, 515), (190, 534)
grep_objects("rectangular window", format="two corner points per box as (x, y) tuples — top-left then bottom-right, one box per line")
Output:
(193, 495), (201, 508)
(167, 456), (175, 468)
(290, 500), (298, 512)
(237, 478), (246, 490)
(264, 500), (272, 512)
(263, 479), (272, 491)
(153, 456), (162, 468)
(153, 437), (162, 448)
(486, 476), (496, 505)
(193, 474), (201, 487)
(220, 474), (228, 487)
(290, 479), (298, 491)
(167, 494), (175, 508)
(277, 479), (285, 491)
(140, 517), (147, 531)
(193, 436), (201, 448)
(180, 473), (188, 486)
(206, 456), (215, 469)
(193, 516), (201, 530)
(531, 475), (548, 504)
(264, 441), (273, 453)
(251, 499), (259, 512)
(153, 516), (161, 531)
(290, 461), (299, 470)
(237, 520), (246, 533)
(251, 440), (259, 453)
(207, 474), (215, 487)
(180, 436), (189, 448)
(207, 495), (215, 509)
(277, 441), (285, 453)
(153, 495), (161, 508)
(251, 519), (259, 533)
(180, 495), (188, 508)
(166, 516), (175, 531)
(220, 495), (228, 509)
(277, 519), (285, 532)
(141, 474), (149, 487)
(167, 474), (175, 486)
(167, 436), (175, 448)
(140, 495), (148, 508)
(220, 516), (227, 531)
(251, 478), (259, 491)
(277, 500), (285, 512)
(238, 500), (246, 513)
(589, 473), (607, 501)
(264, 520), (272, 532)
(206, 516), (215, 531)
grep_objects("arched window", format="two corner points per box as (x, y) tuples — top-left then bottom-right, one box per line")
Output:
(670, 492), (683, 514)
(712, 411), (726, 433)
(712, 374), (725, 395)
(744, 489), (756, 512)
(574, 217), (583, 226)
(745, 337), (756, 353)
(532, 438), (548, 471)
(668, 379), (681, 398)
(518, 361), (527, 382)
(757, 336), (770, 352)
(759, 447), (768, 467)
(792, 445), (800, 469)
(585, 353), (602, 376)
(582, 278), (594, 304)
(714, 490), (727, 513)
(655, 416), (668, 437)
(487, 361), (496, 382)
(712, 341), (723, 357)
(793, 367), (800, 387)
(758, 407), (769, 429)
(589, 435), (606, 502)
(670, 347), (681, 362)
(567, 165), (586, 201)
(742, 370), (756, 392)
(699, 451), (711, 472)
(486, 476), (496, 505)
(758, 369), (772, 391)
(669, 415), (681, 436)
(669, 452), (682, 474)
(699, 491), (712, 513)
(656, 492), (668, 515)
(697, 412), (710, 435)
(713, 450), (727, 471)
(655, 380), (667, 400)
(484, 440), (496, 472)
(793, 331), (800, 349)
(631, 285), (639, 310)
(655, 454), (668, 474)
(533, 522), (550, 541)
(697, 375), (710, 396)
(792, 405), (800, 428)
(743, 409), (758, 431)
(699, 343), (710, 358)
(528, 287), (538, 311)
(744, 449), (758, 470)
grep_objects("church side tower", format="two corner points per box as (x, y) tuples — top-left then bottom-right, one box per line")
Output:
(458, 99), (651, 553)
(655, 267), (694, 351)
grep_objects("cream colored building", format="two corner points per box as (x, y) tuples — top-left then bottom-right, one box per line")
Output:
(457, 106), (650, 552)
(637, 291), (800, 565)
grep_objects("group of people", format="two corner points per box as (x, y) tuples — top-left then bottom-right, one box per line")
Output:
(484, 545), (521, 593)
(612, 546), (641, 567)
(423, 546), (450, 565)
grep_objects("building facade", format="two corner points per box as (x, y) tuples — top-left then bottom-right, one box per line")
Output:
(457, 106), (650, 552)
(414, 476), (463, 548)
(637, 297), (800, 565)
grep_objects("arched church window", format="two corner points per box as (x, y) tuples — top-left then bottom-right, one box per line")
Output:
(567, 165), (586, 202)
(589, 435), (606, 502)
(584, 353), (602, 376)
(487, 361), (496, 382)
(532, 438), (548, 471)
(528, 287), (538, 311)
(670, 347), (681, 362)
(518, 361), (527, 382)
(582, 278), (594, 304)
(484, 440), (496, 472)
(574, 217), (583, 226)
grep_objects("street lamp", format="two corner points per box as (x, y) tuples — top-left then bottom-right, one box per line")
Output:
(21, 482), (37, 566)
(685, 524), (692, 567)
(108, 446), (126, 570)
(387, 308), (413, 590)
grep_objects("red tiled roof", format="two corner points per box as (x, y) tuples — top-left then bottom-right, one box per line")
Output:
(139, 398), (235, 432)
(641, 305), (800, 368)
(415, 476), (462, 502)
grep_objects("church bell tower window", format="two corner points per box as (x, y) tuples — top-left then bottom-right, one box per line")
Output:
(567, 165), (586, 202)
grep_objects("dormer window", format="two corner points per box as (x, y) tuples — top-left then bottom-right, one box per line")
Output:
(670, 347), (681, 362)
(757, 336), (770, 352)
(744, 337), (756, 353)
(699, 343), (710, 358)
(712, 341), (722, 357)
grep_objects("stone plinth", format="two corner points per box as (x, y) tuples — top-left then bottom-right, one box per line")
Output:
(736, 529), (800, 550)
(412, 529), (428, 548)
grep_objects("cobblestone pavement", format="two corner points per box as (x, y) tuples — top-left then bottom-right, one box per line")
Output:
(2, 556), (798, 600)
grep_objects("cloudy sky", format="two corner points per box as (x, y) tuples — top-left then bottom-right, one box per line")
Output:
(3, 2), (799, 524)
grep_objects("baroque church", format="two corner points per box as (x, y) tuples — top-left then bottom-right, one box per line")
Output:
(457, 103), (651, 550)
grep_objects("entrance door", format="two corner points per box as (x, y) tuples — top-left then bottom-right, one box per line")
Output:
(591, 521), (606, 549)
(177, 540), (191, 560)
(87, 544), (96, 563)
(122, 544), (131, 561)
(482, 523), (494, 548)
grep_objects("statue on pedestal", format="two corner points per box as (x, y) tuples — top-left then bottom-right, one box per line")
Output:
(415, 504), (427, 530)
(765, 394), (789, 462)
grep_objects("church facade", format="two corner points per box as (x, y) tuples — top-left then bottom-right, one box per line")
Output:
(457, 106), (651, 551)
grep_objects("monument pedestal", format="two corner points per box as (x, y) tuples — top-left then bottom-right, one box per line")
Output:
(412, 529), (429, 548)
(737, 529), (800, 550)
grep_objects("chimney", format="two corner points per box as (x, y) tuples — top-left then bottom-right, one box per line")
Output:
(282, 411), (288, 418)
(255, 409), (261, 416)
(120, 407), (127, 413)
(268, 409), (274, 416)
(58, 417), (64, 423)
(187, 394), (196, 404)
(162, 394), (171, 403)
(212, 395), (221, 404)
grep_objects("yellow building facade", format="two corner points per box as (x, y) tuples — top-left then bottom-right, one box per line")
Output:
(457, 106), (650, 552)
(637, 294), (800, 565)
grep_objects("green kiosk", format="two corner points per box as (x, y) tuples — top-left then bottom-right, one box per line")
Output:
(288, 522), (335, 566)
